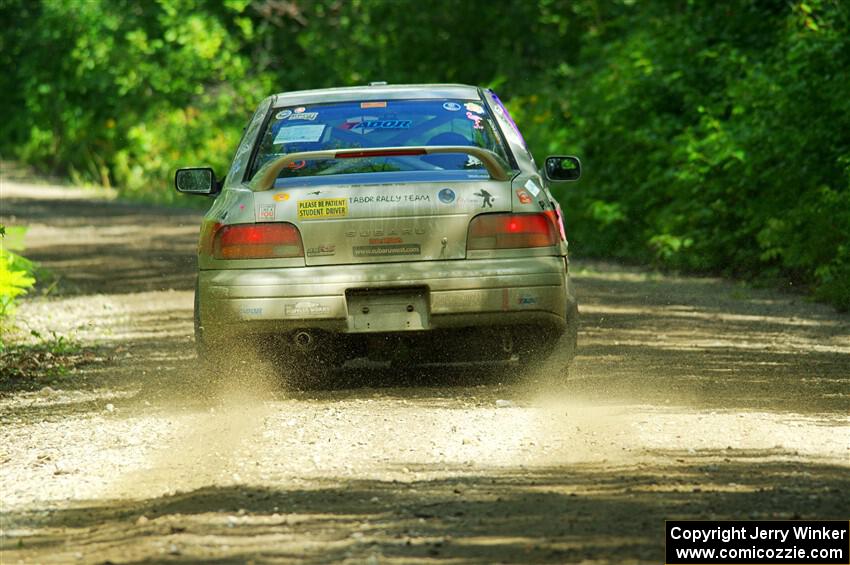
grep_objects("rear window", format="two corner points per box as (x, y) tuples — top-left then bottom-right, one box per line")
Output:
(247, 99), (512, 181)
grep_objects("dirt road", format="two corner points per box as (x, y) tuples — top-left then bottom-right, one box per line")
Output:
(1, 178), (848, 564)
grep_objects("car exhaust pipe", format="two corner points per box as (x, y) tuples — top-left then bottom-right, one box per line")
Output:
(293, 331), (315, 351)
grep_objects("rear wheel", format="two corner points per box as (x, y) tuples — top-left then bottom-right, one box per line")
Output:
(193, 278), (253, 383)
(516, 302), (578, 384)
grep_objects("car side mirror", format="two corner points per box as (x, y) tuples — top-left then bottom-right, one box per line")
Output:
(544, 156), (581, 182)
(175, 167), (221, 196)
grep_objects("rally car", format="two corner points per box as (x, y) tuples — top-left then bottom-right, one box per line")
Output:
(175, 83), (581, 379)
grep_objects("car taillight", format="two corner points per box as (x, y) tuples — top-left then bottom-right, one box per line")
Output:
(467, 213), (559, 250)
(213, 223), (303, 259)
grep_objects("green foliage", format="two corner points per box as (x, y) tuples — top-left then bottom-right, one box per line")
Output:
(0, 226), (37, 327)
(1, 0), (847, 309)
(0, 330), (85, 383)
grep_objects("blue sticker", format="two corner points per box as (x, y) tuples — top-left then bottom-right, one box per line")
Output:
(438, 188), (456, 204)
(276, 110), (292, 120)
(353, 119), (412, 130)
(443, 102), (461, 112)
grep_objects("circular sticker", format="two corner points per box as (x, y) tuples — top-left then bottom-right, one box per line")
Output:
(294, 107), (306, 113)
(464, 102), (485, 114)
(442, 102), (461, 112)
(275, 110), (292, 120)
(438, 188), (456, 204)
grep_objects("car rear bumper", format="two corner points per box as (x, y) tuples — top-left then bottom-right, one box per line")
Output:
(198, 256), (574, 335)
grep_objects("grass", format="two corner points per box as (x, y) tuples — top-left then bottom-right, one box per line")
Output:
(0, 330), (94, 386)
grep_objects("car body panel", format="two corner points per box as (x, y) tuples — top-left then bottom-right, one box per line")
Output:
(198, 256), (571, 335)
(186, 84), (577, 355)
(250, 178), (514, 265)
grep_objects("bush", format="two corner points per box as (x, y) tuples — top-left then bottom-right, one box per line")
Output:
(0, 226), (37, 337)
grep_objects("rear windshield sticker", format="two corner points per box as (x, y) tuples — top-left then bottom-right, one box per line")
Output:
(443, 102), (461, 111)
(340, 116), (379, 133)
(274, 124), (326, 144)
(275, 110), (292, 120)
(464, 102), (484, 114)
(524, 179), (541, 196)
(294, 107), (307, 113)
(287, 112), (318, 121)
(351, 119), (412, 130)
(297, 198), (348, 219)
(361, 101), (387, 109)
(466, 112), (484, 130)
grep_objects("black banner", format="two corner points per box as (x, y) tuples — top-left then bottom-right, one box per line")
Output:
(666, 520), (849, 564)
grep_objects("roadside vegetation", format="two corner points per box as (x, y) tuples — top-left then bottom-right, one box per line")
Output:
(0, 225), (88, 386)
(1, 0), (847, 309)
(0, 225), (36, 327)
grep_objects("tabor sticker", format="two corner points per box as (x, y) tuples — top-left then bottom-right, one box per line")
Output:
(275, 110), (292, 120)
(351, 119), (411, 130)
(443, 102), (461, 111)
(361, 101), (387, 108)
(340, 116), (380, 134)
(273, 124), (326, 144)
(273, 192), (290, 202)
(464, 102), (485, 114)
(524, 178), (541, 196)
(297, 198), (348, 219)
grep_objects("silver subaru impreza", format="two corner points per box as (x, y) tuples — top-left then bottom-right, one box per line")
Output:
(176, 83), (581, 379)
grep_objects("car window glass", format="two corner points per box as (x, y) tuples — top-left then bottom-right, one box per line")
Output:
(248, 99), (512, 180)
(487, 90), (537, 168)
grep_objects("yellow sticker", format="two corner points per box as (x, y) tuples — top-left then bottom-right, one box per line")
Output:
(273, 192), (290, 202)
(297, 198), (348, 219)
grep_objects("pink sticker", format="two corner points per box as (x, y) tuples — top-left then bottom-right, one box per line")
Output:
(466, 111), (484, 130)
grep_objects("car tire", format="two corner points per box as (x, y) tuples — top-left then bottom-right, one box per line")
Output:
(517, 301), (578, 385)
(193, 277), (243, 382)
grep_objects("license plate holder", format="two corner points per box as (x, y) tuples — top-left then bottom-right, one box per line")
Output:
(346, 288), (429, 333)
